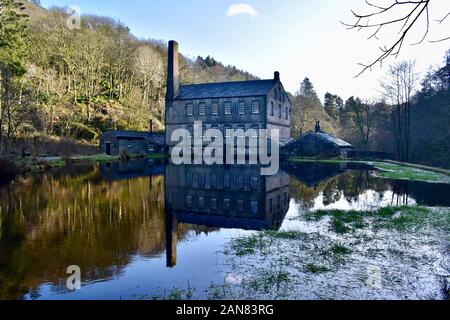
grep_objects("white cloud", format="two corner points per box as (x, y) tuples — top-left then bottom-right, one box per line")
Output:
(226, 3), (259, 17)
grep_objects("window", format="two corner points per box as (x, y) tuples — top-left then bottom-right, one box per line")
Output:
(197, 173), (205, 188)
(252, 101), (260, 114)
(212, 102), (219, 116)
(198, 197), (205, 210)
(186, 195), (193, 209)
(187, 126), (194, 137)
(237, 125), (245, 137)
(225, 102), (232, 115)
(210, 174), (217, 189)
(186, 172), (193, 186)
(186, 103), (193, 116)
(279, 105), (282, 118)
(285, 107), (289, 120)
(237, 175), (244, 190)
(223, 199), (231, 212)
(211, 198), (218, 210)
(148, 143), (155, 153)
(201, 125), (206, 139)
(251, 201), (258, 215)
(282, 93), (286, 103)
(224, 174), (231, 188)
(250, 125), (259, 138)
(237, 200), (244, 213)
(250, 177), (259, 190)
(271, 102), (275, 116)
(199, 103), (206, 116)
(210, 124), (219, 135)
(238, 101), (245, 115)
(224, 125), (232, 138)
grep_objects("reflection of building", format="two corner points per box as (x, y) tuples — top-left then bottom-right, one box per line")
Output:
(164, 164), (290, 267)
(99, 159), (165, 181)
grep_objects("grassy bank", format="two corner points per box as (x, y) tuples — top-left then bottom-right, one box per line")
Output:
(13, 153), (168, 173)
(288, 157), (450, 183)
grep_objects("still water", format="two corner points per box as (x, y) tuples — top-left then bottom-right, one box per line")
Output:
(0, 159), (449, 300)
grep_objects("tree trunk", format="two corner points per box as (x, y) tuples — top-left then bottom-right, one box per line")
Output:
(3, 71), (10, 152)
(0, 69), (3, 156)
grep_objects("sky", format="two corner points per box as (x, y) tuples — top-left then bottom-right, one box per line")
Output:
(40, 0), (450, 101)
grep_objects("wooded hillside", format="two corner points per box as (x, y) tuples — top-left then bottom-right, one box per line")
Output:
(0, 1), (449, 167)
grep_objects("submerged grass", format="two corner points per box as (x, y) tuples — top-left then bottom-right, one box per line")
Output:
(227, 233), (265, 256)
(305, 206), (449, 233)
(305, 264), (330, 274)
(330, 244), (352, 255)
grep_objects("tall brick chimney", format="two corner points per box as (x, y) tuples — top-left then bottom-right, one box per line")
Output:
(166, 40), (179, 100)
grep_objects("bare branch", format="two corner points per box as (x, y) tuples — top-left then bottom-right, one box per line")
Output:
(343, 0), (450, 77)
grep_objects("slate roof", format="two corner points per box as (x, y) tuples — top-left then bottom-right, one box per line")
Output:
(286, 130), (353, 148)
(315, 131), (353, 148)
(175, 79), (277, 100)
(101, 130), (166, 144)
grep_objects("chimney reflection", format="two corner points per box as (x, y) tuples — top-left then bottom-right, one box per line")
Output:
(164, 164), (290, 268)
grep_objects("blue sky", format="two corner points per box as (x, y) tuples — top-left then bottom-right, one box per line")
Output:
(40, 0), (450, 100)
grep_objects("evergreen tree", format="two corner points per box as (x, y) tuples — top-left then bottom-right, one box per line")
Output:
(298, 77), (320, 102)
(324, 92), (340, 120)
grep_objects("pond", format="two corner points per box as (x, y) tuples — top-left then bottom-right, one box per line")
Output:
(0, 159), (448, 300)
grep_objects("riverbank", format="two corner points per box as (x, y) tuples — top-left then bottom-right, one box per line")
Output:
(288, 157), (450, 184)
(10, 153), (169, 174)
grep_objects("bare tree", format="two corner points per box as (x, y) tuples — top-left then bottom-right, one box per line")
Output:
(381, 60), (418, 161)
(343, 0), (450, 76)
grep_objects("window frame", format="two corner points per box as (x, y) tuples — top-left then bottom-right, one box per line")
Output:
(211, 102), (219, 116)
(251, 101), (260, 114)
(238, 101), (245, 115)
(186, 103), (194, 116)
(224, 101), (232, 115)
(198, 102), (206, 116)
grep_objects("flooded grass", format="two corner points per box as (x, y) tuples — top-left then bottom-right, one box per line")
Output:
(305, 264), (330, 273)
(288, 157), (450, 184)
(215, 206), (449, 300)
(330, 244), (352, 255)
(372, 162), (450, 183)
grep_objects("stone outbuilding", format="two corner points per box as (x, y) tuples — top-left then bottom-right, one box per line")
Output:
(282, 121), (353, 158)
(100, 130), (166, 156)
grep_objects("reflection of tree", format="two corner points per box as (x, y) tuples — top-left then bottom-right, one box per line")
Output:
(0, 166), (204, 299)
(289, 179), (322, 210)
(322, 180), (341, 206)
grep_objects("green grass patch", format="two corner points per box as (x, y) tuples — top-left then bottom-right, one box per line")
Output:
(306, 209), (366, 234)
(287, 158), (450, 183)
(305, 263), (330, 273)
(228, 233), (265, 257)
(306, 206), (449, 233)
(264, 230), (306, 240)
(330, 244), (352, 255)
(71, 154), (121, 163)
(373, 162), (449, 183)
(147, 153), (168, 159)
(288, 157), (348, 164)
(15, 158), (67, 172)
